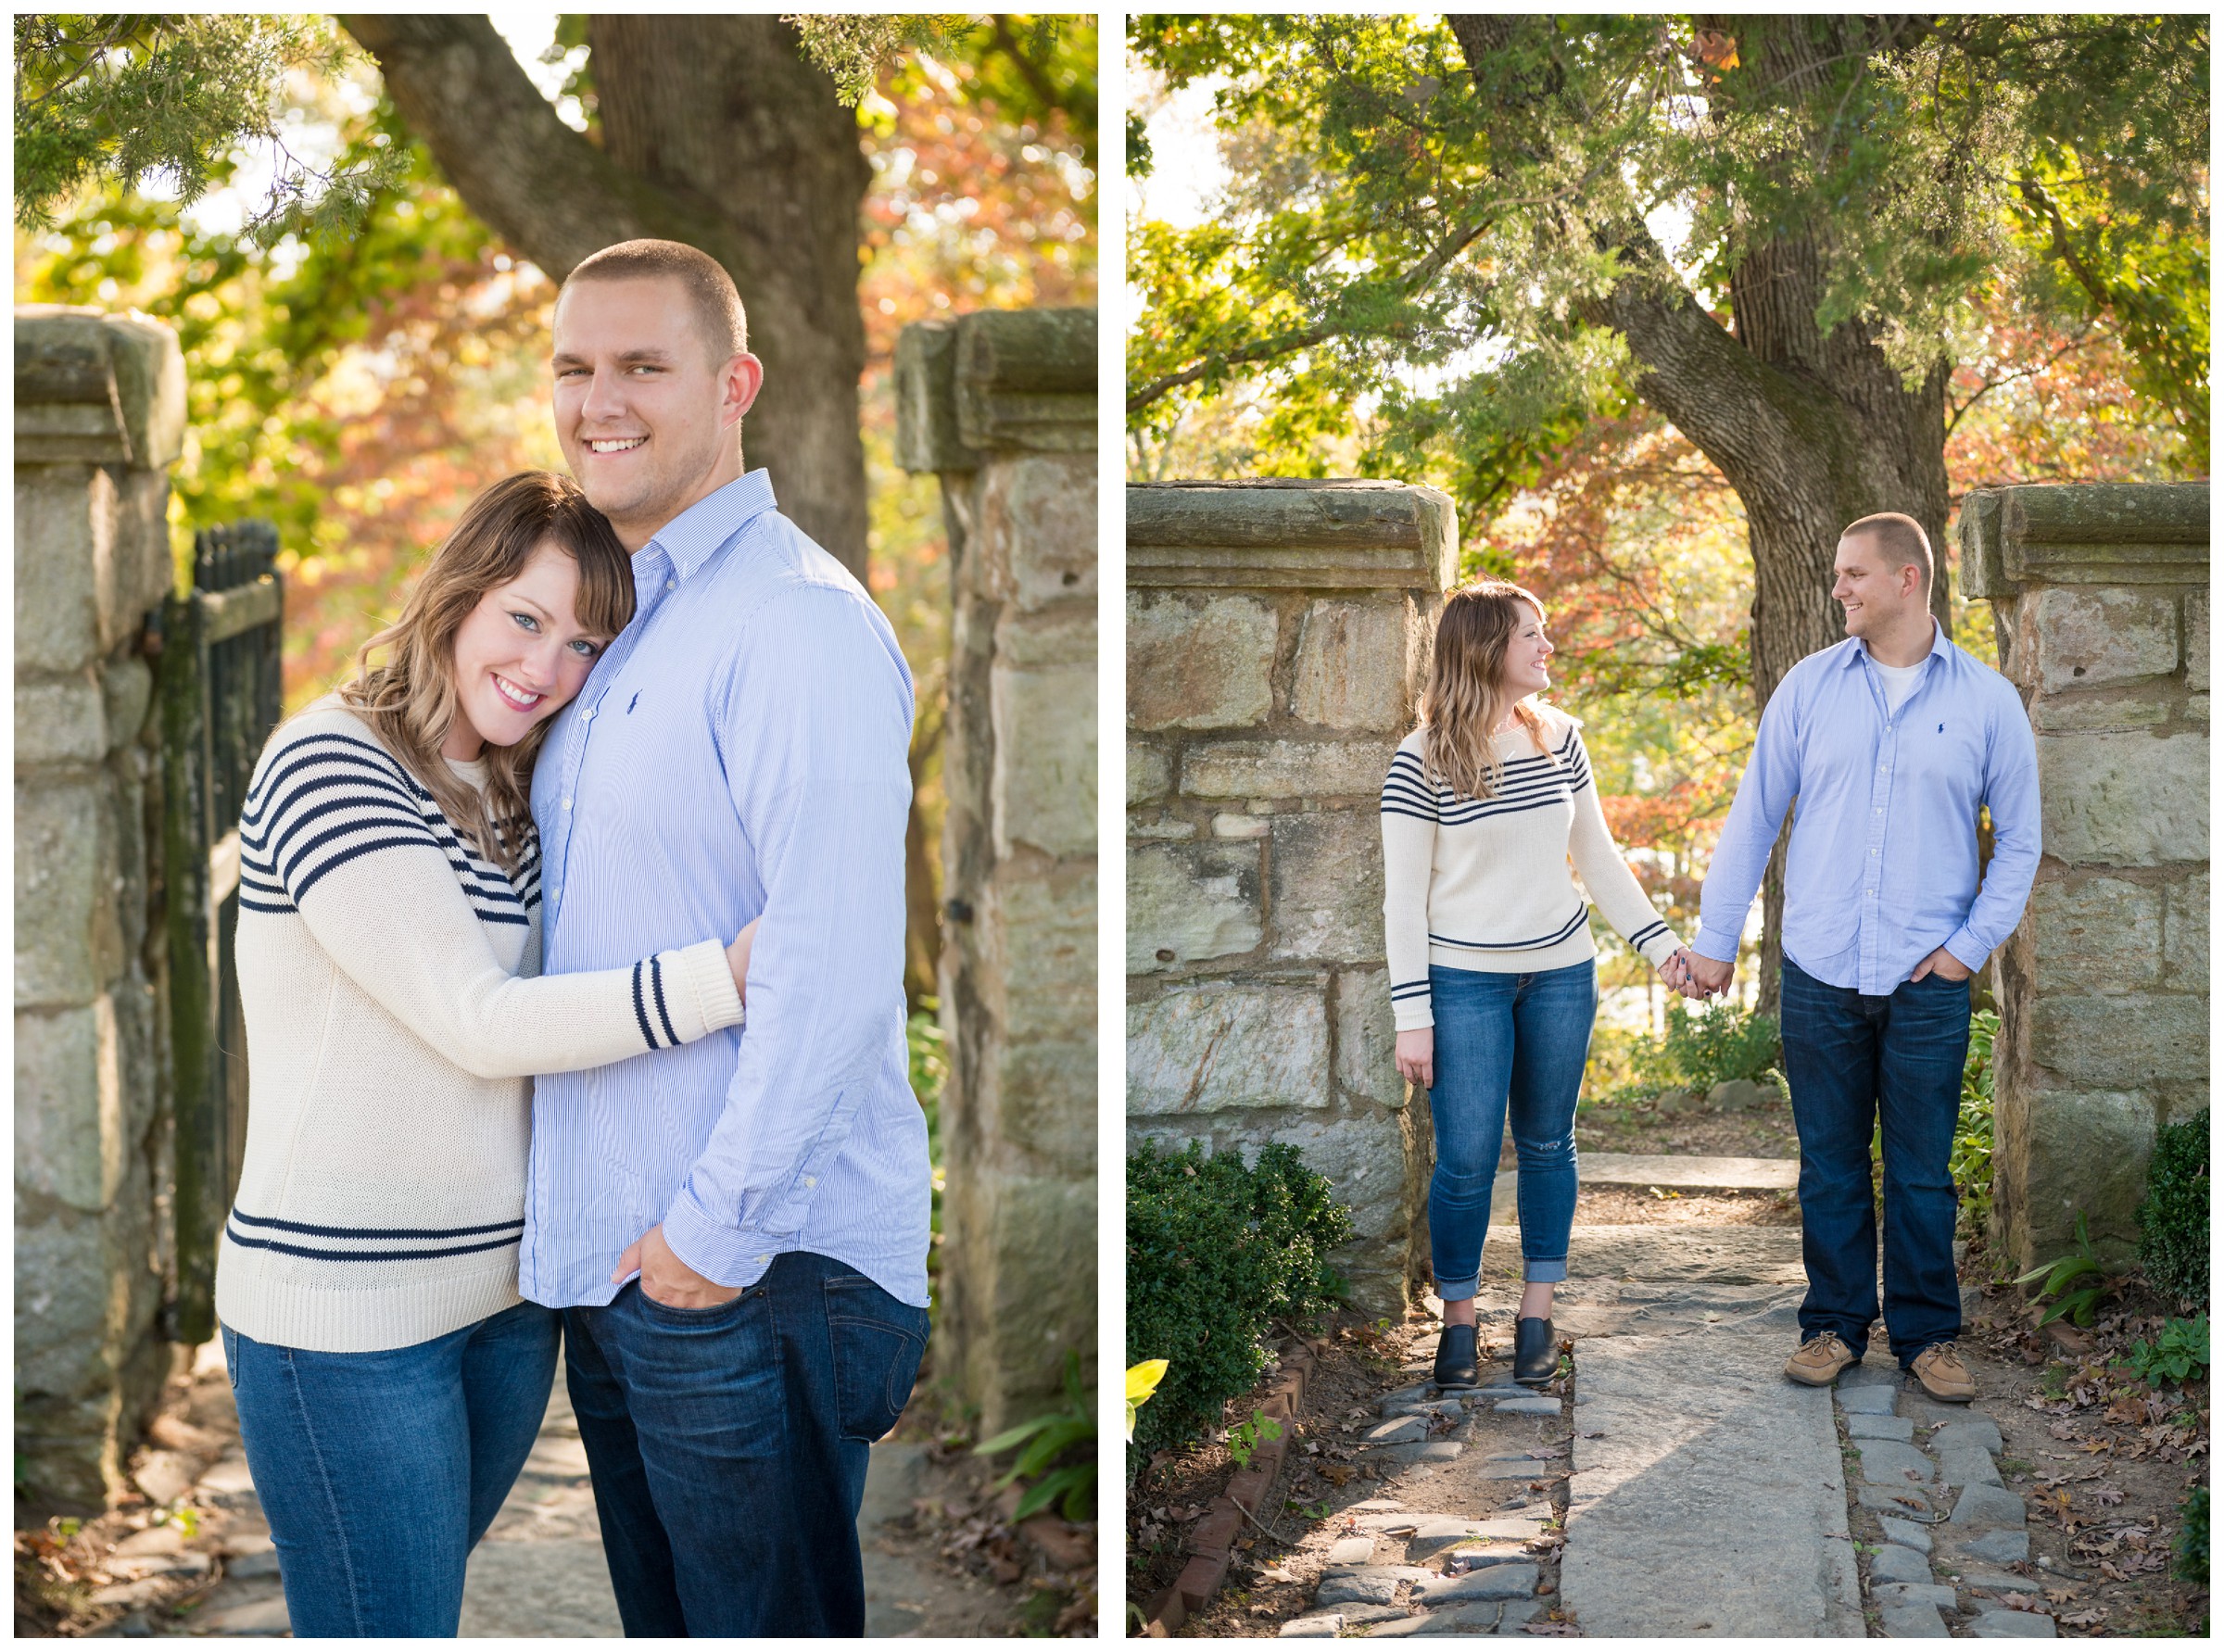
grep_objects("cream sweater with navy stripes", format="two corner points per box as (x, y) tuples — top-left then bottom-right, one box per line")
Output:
(1381, 702), (1682, 1032)
(214, 697), (744, 1353)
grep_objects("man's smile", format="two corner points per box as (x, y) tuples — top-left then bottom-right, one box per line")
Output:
(586, 436), (647, 454)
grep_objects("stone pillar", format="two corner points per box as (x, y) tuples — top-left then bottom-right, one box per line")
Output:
(1961, 482), (2209, 1270)
(1125, 480), (1457, 1316)
(895, 308), (1096, 1431)
(15, 307), (187, 1512)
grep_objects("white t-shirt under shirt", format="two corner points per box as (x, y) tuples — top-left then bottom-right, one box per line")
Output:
(1871, 657), (1926, 715)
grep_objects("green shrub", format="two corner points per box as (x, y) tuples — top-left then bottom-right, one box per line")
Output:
(2137, 1110), (2208, 1308)
(2177, 1482), (2208, 1586)
(1126, 1141), (1353, 1453)
(2126, 1313), (2208, 1388)
(1660, 998), (1781, 1091)
(1952, 1009), (2000, 1236)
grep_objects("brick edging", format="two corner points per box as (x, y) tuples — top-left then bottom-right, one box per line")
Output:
(1140, 1341), (1321, 1637)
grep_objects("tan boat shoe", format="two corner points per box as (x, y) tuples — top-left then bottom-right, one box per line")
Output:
(1785, 1331), (1856, 1386)
(1911, 1342), (1977, 1403)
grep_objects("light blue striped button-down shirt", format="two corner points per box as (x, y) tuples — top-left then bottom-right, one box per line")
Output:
(1694, 624), (2041, 996)
(522, 472), (931, 1309)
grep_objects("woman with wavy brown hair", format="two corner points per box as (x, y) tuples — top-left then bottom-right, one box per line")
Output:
(1381, 578), (1699, 1390)
(213, 472), (755, 1636)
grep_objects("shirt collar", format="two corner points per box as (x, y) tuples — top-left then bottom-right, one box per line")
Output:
(638, 470), (777, 585)
(1839, 617), (1953, 671)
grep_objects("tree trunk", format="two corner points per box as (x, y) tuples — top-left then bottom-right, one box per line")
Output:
(1455, 16), (1953, 1006)
(342, 15), (873, 578)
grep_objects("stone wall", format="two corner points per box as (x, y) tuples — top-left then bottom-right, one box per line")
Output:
(16, 308), (187, 1512)
(1961, 482), (2209, 1270)
(895, 307), (1095, 1432)
(1126, 481), (1457, 1316)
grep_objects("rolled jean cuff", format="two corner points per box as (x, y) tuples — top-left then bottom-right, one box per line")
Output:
(1523, 1258), (1568, 1284)
(1434, 1273), (1481, 1304)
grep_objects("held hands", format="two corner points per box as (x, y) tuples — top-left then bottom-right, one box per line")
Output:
(1665, 947), (1736, 1001)
(613, 1223), (743, 1311)
(1910, 945), (1972, 983)
(1395, 1028), (1434, 1091)
(726, 916), (760, 1003)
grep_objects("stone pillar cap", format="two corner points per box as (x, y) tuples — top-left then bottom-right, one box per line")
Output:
(895, 306), (1095, 470)
(1127, 478), (1457, 593)
(1961, 482), (2210, 598)
(16, 305), (187, 470)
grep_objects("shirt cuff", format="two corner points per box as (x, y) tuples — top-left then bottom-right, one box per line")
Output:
(660, 938), (745, 1040)
(1941, 929), (1990, 976)
(1691, 926), (1742, 964)
(658, 1185), (766, 1290)
(1393, 1001), (1435, 1033)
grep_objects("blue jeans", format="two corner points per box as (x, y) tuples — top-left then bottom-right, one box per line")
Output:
(221, 1300), (561, 1636)
(1778, 957), (1970, 1364)
(561, 1249), (930, 1636)
(1425, 960), (1596, 1302)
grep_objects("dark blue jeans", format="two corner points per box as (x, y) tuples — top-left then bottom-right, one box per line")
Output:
(222, 1300), (561, 1637)
(562, 1249), (930, 1636)
(1425, 960), (1597, 1301)
(1779, 957), (1971, 1364)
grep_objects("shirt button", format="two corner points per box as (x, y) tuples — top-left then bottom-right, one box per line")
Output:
(666, 578), (676, 590)
(583, 707), (594, 722)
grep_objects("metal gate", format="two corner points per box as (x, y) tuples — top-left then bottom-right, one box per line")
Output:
(160, 522), (284, 1343)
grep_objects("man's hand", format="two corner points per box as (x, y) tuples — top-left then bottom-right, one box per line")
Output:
(1685, 951), (1735, 998)
(613, 1223), (743, 1310)
(1910, 946), (1973, 983)
(1395, 1028), (1434, 1091)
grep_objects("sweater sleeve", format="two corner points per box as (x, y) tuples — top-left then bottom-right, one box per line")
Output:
(1560, 728), (1681, 971)
(240, 722), (743, 1078)
(1380, 740), (1439, 1031)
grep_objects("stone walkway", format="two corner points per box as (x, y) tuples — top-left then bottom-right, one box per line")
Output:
(1241, 1162), (2059, 1638)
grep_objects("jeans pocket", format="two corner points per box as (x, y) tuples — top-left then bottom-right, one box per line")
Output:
(825, 1278), (929, 1444)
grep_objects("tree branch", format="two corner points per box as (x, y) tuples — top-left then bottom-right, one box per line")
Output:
(338, 14), (739, 282)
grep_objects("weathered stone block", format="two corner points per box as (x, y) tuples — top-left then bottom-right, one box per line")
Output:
(1213, 813), (1270, 839)
(991, 658), (1094, 860)
(15, 775), (120, 1009)
(1129, 740), (1171, 805)
(1289, 599), (1415, 731)
(1272, 1108), (1411, 1245)
(992, 1040), (1095, 1175)
(1181, 738), (1392, 801)
(1127, 841), (1261, 972)
(2186, 592), (2209, 692)
(1334, 967), (1402, 1108)
(955, 1171), (1096, 1436)
(2008, 1087), (2154, 1258)
(980, 864), (1094, 1046)
(2018, 588), (2179, 692)
(1128, 592), (1278, 731)
(16, 673), (107, 765)
(2025, 876), (2162, 990)
(2163, 871), (2207, 989)
(2027, 688), (2172, 732)
(13, 1203), (122, 1401)
(2027, 992), (2206, 1084)
(14, 999), (125, 1212)
(2035, 731), (2206, 865)
(1127, 979), (1331, 1115)
(100, 657), (153, 756)
(13, 465), (114, 675)
(979, 452), (1096, 612)
(1270, 812), (1385, 963)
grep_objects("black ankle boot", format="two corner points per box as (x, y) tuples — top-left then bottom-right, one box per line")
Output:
(1513, 1316), (1558, 1385)
(1433, 1322), (1480, 1389)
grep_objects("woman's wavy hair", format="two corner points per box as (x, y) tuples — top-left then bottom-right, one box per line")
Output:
(1421, 578), (1550, 801)
(337, 472), (634, 871)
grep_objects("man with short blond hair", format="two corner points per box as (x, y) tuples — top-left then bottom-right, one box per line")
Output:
(524, 238), (930, 1634)
(1686, 513), (2039, 1403)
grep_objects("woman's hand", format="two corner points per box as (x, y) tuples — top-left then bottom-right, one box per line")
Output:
(726, 917), (759, 1004)
(1395, 1028), (1434, 1091)
(1658, 949), (1699, 999)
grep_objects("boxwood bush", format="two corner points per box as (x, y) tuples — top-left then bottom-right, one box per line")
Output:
(1126, 1140), (1353, 1454)
(2138, 1110), (2208, 1308)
